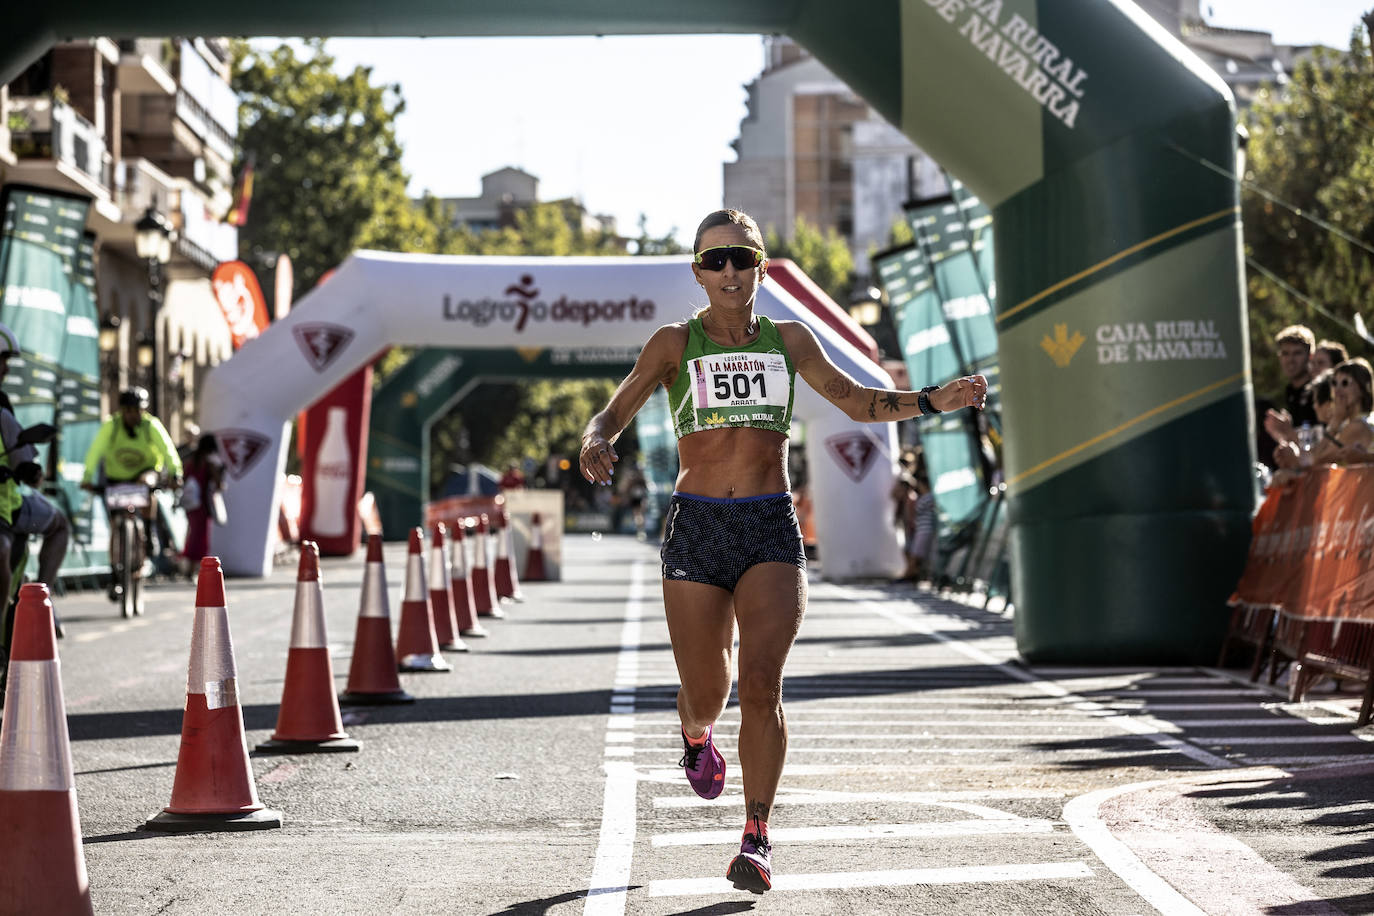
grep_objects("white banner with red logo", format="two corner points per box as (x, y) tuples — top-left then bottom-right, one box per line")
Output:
(199, 252), (907, 578)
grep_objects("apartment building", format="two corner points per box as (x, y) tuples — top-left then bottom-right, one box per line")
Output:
(434, 166), (621, 240)
(1, 36), (237, 442)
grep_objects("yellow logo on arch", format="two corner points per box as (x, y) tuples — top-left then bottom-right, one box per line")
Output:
(1040, 323), (1086, 368)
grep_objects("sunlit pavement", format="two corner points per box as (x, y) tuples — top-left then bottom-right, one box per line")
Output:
(23, 535), (1373, 914)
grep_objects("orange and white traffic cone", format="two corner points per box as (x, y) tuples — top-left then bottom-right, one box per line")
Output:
(395, 528), (452, 672)
(449, 520), (488, 638)
(0, 584), (93, 915)
(492, 509), (525, 603)
(144, 558), (283, 832)
(257, 542), (360, 754)
(340, 534), (414, 706)
(525, 512), (548, 581)
(470, 514), (504, 619)
(428, 523), (468, 653)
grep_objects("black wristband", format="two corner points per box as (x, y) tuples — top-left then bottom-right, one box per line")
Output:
(918, 385), (942, 416)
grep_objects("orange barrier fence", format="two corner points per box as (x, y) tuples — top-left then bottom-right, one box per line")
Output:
(1227, 465), (1374, 725)
(1230, 465), (1374, 622)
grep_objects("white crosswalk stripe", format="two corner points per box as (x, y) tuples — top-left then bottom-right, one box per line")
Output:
(583, 549), (1371, 913)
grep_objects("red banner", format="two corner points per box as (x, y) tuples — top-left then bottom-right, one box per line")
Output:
(298, 366), (372, 557)
(211, 260), (270, 348)
(1231, 465), (1374, 622)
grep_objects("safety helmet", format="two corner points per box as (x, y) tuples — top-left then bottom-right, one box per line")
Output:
(0, 322), (19, 358)
(118, 386), (150, 409)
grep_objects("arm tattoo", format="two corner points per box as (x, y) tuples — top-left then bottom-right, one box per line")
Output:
(881, 391), (904, 413)
(867, 393), (877, 420)
(824, 376), (853, 399)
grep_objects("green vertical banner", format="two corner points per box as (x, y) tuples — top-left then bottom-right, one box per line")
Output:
(57, 232), (104, 570)
(0, 184), (101, 574)
(876, 242), (985, 527)
(906, 192), (999, 375)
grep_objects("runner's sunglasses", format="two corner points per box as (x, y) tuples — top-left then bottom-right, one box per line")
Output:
(694, 245), (765, 271)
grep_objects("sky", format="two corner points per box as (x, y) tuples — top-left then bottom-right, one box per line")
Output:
(291, 2), (1371, 246)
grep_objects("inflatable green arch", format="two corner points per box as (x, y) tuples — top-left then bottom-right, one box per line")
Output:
(1, 0), (1255, 663)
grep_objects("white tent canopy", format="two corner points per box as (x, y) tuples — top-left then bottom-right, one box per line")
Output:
(199, 251), (906, 579)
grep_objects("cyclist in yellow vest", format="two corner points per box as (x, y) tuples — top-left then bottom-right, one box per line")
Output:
(0, 321), (71, 646)
(81, 387), (183, 603)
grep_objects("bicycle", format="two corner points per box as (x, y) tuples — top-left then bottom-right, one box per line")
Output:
(99, 470), (163, 619)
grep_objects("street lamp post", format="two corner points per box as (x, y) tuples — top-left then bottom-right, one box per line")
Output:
(134, 206), (173, 417)
(97, 313), (121, 400)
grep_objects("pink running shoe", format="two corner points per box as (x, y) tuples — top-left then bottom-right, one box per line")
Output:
(727, 825), (772, 893)
(679, 725), (726, 799)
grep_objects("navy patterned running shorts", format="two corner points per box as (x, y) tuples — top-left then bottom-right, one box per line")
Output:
(660, 492), (806, 592)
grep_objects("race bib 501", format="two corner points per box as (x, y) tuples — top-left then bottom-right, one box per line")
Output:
(688, 352), (790, 427)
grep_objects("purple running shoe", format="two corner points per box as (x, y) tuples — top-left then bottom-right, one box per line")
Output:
(678, 725), (725, 799)
(727, 826), (772, 893)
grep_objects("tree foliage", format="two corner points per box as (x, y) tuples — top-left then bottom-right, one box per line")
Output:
(230, 40), (659, 487)
(765, 218), (855, 305)
(231, 39), (435, 294)
(1243, 24), (1374, 396)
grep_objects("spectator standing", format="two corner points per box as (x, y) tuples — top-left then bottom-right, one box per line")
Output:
(180, 434), (224, 567)
(499, 462), (526, 490)
(1275, 325), (1318, 428)
(1313, 339), (1349, 374)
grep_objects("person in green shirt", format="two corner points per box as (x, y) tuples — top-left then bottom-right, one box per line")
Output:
(81, 387), (183, 606)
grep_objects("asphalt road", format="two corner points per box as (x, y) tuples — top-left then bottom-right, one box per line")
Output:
(13, 535), (1374, 914)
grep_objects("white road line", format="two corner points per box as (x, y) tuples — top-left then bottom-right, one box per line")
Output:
(1188, 735), (1368, 745)
(1090, 689), (1270, 697)
(634, 732), (1125, 740)
(653, 789), (1065, 808)
(583, 559), (646, 916)
(1101, 703), (1298, 712)
(651, 818), (1056, 846)
(1064, 783), (1208, 916)
(649, 861), (1095, 896)
(1246, 754), (1374, 765)
(633, 720), (1118, 730)
(844, 592), (1235, 770)
(630, 746), (1180, 756)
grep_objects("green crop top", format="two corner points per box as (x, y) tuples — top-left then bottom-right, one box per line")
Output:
(667, 315), (796, 439)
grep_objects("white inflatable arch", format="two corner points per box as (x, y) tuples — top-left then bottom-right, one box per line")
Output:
(200, 251), (906, 579)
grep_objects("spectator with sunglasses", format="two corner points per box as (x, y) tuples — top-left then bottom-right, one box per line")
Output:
(1273, 358), (1374, 482)
(1310, 358), (1374, 465)
(578, 208), (986, 893)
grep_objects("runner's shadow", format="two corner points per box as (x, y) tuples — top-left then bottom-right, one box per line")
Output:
(487, 888), (642, 914)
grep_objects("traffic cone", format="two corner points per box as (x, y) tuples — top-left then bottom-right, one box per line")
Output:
(525, 512), (548, 581)
(492, 508), (525, 603)
(0, 584), (93, 915)
(256, 543), (360, 754)
(144, 558), (283, 832)
(471, 514), (504, 619)
(428, 523), (468, 652)
(340, 534), (414, 706)
(395, 528), (452, 672)
(449, 520), (488, 638)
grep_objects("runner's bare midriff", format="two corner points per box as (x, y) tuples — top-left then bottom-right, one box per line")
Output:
(674, 426), (789, 499)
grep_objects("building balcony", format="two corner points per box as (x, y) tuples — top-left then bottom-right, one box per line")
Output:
(116, 39), (176, 97)
(6, 94), (120, 221)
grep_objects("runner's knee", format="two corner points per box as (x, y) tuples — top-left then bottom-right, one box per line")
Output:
(736, 666), (784, 715)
